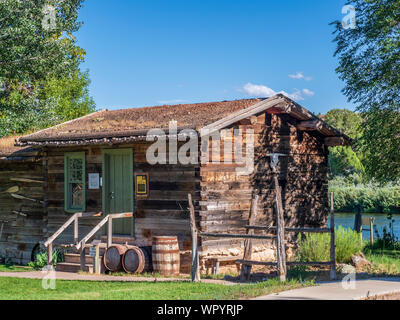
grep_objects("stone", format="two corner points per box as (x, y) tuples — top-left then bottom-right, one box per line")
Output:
(351, 254), (371, 269)
(337, 264), (356, 274)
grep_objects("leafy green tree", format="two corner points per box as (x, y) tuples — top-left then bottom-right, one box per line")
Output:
(0, 0), (95, 137)
(39, 70), (96, 123)
(332, 0), (400, 182)
(0, 0), (84, 83)
(324, 109), (362, 140)
(324, 109), (365, 179)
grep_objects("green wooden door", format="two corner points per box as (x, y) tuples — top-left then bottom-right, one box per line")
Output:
(102, 149), (134, 236)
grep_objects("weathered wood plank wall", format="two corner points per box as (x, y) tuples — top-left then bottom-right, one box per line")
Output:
(45, 142), (198, 272)
(0, 153), (45, 265)
(197, 112), (329, 270)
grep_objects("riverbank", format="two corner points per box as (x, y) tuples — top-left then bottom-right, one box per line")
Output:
(332, 212), (400, 241)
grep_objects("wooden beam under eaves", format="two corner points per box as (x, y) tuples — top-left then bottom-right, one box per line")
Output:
(297, 120), (323, 131)
(324, 137), (349, 147)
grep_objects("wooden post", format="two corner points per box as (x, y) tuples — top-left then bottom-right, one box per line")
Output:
(94, 244), (100, 275)
(370, 218), (374, 246)
(74, 215), (79, 246)
(188, 194), (200, 282)
(107, 217), (113, 248)
(80, 240), (86, 271)
(354, 205), (362, 233)
(274, 175), (286, 282)
(47, 242), (53, 266)
(240, 195), (259, 281)
(330, 192), (337, 280)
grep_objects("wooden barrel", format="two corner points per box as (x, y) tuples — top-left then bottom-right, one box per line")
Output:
(103, 244), (128, 272)
(122, 246), (145, 274)
(152, 236), (180, 276)
(140, 246), (153, 272)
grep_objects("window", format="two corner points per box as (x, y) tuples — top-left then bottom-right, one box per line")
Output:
(64, 152), (86, 213)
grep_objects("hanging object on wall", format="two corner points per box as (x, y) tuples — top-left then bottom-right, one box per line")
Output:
(12, 211), (28, 217)
(135, 173), (149, 198)
(11, 193), (45, 204)
(88, 173), (100, 190)
(1, 186), (19, 194)
(10, 178), (43, 184)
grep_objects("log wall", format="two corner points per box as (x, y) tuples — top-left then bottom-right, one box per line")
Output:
(0, 151), (45, 265)
(198, 112), (329, 270)
(5, 111), (329, 272)
(45, 143), (198, 272)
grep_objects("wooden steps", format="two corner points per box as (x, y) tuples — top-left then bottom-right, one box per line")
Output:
(101, 236), (136, 245)
(56, 253), (96, 273)
(63, 253), (94, 265)
(56, 262), (93, 273)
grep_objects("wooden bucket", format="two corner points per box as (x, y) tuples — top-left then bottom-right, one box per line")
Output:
(122, 246), (145, 274)
(103, 244), (128, 272)
(152, 236), (180, 276)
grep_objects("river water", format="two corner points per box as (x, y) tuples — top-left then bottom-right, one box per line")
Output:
(329, 213), (400, 241)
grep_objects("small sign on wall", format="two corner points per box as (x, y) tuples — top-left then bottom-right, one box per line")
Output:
(135, 173), (149, 198)
(88, 173), (100, 190)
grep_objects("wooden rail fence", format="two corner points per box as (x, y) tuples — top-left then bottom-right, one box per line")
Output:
(188, 192), (337, 282)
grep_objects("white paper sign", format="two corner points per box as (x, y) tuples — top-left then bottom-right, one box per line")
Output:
(89, 247), (97, 257)
(88, 173), (100, 190)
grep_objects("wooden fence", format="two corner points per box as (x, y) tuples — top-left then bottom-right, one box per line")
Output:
(187, 192), (337, 282)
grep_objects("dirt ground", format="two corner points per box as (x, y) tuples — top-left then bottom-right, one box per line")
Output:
(365, 292), (400, 300)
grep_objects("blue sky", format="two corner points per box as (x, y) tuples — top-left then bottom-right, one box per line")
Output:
(77, 0), (355, 114)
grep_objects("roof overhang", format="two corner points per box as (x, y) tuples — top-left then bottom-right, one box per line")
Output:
(200, 94), (352, 146)
(16, 94), (352, 147)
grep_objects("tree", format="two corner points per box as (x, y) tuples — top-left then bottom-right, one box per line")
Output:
(0, 0), (84, 83)
(0, 70), (96, 137)
(39, 70), (96, 123)
(324, 109), (365, 179)
(332, 0), (400, 182)
(0, 0), (95, 137)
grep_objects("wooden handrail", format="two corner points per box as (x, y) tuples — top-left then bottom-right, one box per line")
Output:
(75, 212), (134, 250)
(75, 215), (109, 250)
(44, 212), (101, 265)
(199, 233), (276, 240)
(76, 212), (134, 272)
(246, 225), (332, 233)
(44, 213), (82, 248)
(44, 212), (101, 247)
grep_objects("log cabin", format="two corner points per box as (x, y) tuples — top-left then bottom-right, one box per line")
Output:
(1, 94), (351, 273)
(0, 136), (44, 265)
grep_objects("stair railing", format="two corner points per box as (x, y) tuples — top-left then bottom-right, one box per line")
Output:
(43, 212), (101, 265)
(75, 212), (134, 271)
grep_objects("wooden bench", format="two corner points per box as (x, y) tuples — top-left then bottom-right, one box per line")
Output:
(208, 257), (240, 275)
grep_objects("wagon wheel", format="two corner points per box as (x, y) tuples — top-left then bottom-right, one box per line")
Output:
(31, 243), (45, 262)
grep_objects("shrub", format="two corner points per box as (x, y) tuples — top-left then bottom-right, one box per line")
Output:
(296, 226), (364, 264)
(329, 177), (400, 213)
(28, 249), (64, 270)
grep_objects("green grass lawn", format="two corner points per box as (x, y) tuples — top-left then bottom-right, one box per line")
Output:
(363, 249), (400, 276)
(0, 264), (33, 272)
(0, 277), (311, 300)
